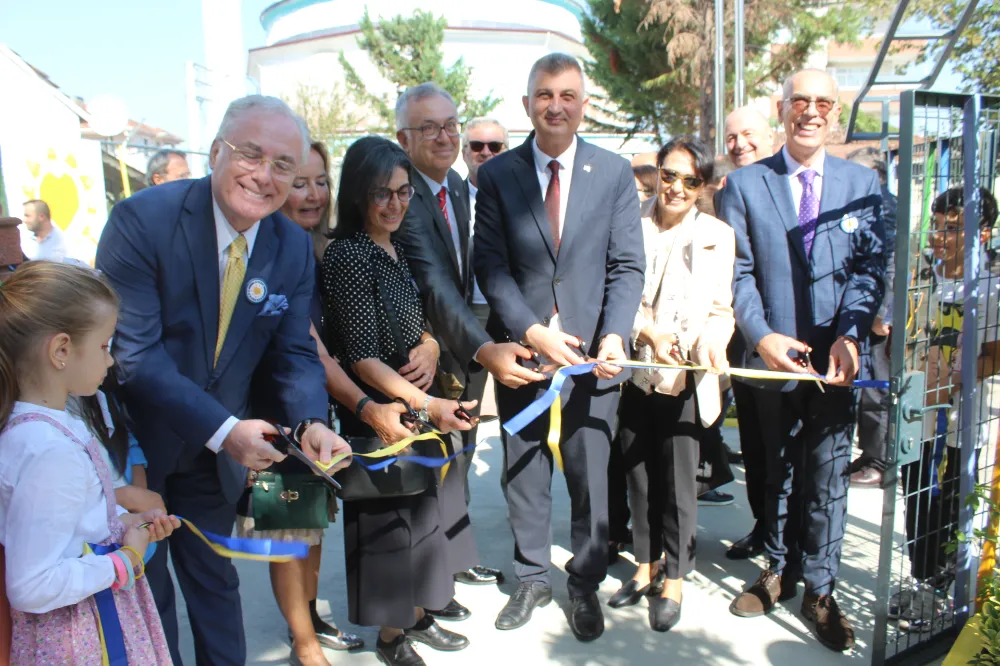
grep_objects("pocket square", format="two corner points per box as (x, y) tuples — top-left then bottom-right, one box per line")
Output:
(258, 294), (288, 317)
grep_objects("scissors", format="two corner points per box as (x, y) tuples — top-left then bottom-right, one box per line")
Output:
(394, 397), (498, 430)
(263, 426), (343, 490)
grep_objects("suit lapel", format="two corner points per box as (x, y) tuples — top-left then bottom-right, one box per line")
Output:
(762, 154), (808, 267)
(447, 170), (471, 283)
(412, 174), (461, 278)
(819, 161), (846, 217)
(179, 178), (221, 372)
(557, 138), (595, 265)
(212, 216), (279, 379)
(511, 137), (556, 263)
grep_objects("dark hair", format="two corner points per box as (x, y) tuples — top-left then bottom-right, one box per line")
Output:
(711, 156), (734, 184)
(78, 372), (131, 475)
(332, 136), (412, 241)
(144, 150), (187, 187)
(632, 165), (658, 195)
(932, 186), (999, 230)
(527, 53), (584, 95)
(22, 199), (50, 219)
(656, 135), (714, 185)
(846, 147), (887, 184)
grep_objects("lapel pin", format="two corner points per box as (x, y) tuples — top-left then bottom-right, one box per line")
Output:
(246, 278), (268, 304)
(840, 214), (859, 234)
(583, 164), (592, 173)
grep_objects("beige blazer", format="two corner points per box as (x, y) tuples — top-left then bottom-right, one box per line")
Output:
(629, 207), (736, 426)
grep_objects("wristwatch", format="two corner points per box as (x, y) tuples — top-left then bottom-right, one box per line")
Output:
(418, 395), (433, 422)
(293, 418), (326, 442)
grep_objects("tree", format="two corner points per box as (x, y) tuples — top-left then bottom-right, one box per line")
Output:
(583, 0), (867, 145)
(339, 9), (501, 132)
(281, 82), (364, 160)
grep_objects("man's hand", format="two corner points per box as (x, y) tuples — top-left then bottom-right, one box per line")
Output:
(400, 339), (439, 391)
(594, 334), (626, 379)
(478, 342), (546, 388)
(299, 423), (353, 474)
(826, 337), (860, 386)
(427, 399), (479, 434)
(221, 420), (286, 470)
(872, 316), (891, 337)
(360, 400), (416, 445)
(694, 342), (729, 374)
(524, 324), (584, 367)
(755, 333), (812, 373)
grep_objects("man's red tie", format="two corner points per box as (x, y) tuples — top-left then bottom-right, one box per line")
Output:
(437, 187), (451, 231)
(545, 160), (560, 252)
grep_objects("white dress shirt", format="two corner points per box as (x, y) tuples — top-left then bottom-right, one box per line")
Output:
(416, 169), (462, 276)
(782, 145), (826, 212)
(21, 224), (67, 262)
(0, 403), (119, 613)
(467, 181), (487, 306)
(531, 135), (578, 239)
(205, 198), (261, 453)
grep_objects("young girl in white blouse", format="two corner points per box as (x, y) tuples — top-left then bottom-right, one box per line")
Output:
(0, 261), (179, 665)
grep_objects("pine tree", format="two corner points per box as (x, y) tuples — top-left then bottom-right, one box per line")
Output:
(339, 9), (502, 132)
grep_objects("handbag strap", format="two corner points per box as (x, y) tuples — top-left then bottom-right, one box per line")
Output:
(368, 256), (411, 368)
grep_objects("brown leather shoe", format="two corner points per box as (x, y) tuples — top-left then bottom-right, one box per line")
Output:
(730, 571), (783, 617)
(850, 466), (883, 487)
(802, 593), (856, 652)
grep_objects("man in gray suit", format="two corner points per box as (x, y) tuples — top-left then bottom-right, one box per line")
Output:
(722, 69), (885, 652)
(474, 53), (645, 642)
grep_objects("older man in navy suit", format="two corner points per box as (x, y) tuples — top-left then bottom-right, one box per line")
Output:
(96, 96), (352, 666)
(474, 53), (645, 642)
(722, 69), (884, 652)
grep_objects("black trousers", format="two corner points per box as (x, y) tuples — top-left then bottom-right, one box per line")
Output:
(616, 382), (700, 578)
(608, 407), (631, 543)
(498, 373), (619, 597)
(755, 384), (855, 596)
(732, 380), (766, 531)
(902, 442), (964, 587)
(857, 333), (891, 471)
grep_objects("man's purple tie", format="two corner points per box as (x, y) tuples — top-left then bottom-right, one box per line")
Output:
(798, 169), (819, 255)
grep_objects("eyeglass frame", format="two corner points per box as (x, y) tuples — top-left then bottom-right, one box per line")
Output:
(220, 139), (298, 181)
(401, 120), (462, 140)
(467, 140), (506, 154)
(658, 168), (705, 191)
(370, 184), (416, 207)
(783, 94), (837, 118)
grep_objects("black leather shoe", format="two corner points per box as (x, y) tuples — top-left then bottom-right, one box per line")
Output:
(495, 582), (553, 630)
(405, 617), (469, 652)
(425, 599), (470, 622)
(608, 569), (665, 609)
(375, 635), (425, 666)
(455, 565), (504, 585)
(726, 531), (765, 560)
(288, 627), (364, 651)
(649, 597), (682, 632)
(569, 593), (605, 642)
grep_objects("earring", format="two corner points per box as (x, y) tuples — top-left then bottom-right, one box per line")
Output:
(59, 362), (65, 369)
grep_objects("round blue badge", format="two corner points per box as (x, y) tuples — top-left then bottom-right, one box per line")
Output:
(246, 278), (268, 304)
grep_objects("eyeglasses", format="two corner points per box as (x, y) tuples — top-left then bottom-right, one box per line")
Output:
(402, 121), (461, 140)
(371, 184), (416, 207)
(784, 94), (836, 118)
(468, 140), (505, 154)
(221, 139), (298, 181)
(658, 169), (704, 191)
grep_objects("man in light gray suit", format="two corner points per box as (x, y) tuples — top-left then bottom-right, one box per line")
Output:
(474, 53), (645, 642)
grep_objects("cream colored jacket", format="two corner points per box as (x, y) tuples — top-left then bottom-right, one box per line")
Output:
(630, 207), (736, 426)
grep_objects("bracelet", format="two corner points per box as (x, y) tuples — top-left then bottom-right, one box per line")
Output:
(355, 396), (373, 420)
(119, 546), (146, 580)
(121, 552), (136, 591)
(293, 418), (326, 442)
(110, 552), (128, 590)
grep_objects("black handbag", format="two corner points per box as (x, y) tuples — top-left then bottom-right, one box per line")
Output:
(333, 436), (438, 502)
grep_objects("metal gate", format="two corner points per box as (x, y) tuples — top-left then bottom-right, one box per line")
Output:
(873, 90), (1000, 664)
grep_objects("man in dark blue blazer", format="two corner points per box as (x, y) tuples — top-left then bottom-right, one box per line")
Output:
(96, 96), (352, 666)
(474, 53), (645, 642)
(722, 70), (885, 652)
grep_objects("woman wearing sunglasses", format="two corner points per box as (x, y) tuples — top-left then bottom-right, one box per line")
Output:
(320, 136), (477, 666)
(608, 135), (736, 632)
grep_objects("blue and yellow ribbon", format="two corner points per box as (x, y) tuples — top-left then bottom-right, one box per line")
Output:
(84, 543), (128, 666)
(315, 430), (455, 480)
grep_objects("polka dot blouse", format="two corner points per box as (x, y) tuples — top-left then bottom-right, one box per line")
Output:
(320, 230), (425, 367)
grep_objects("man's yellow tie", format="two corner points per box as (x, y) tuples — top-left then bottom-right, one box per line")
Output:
(215, 234), (247, 364)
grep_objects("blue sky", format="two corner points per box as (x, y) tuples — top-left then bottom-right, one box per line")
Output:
(0, 0), (274, 139)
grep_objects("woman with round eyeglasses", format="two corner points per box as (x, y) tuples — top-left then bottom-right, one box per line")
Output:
(608, 135), (736, 632)
(320, 136), (478, 666)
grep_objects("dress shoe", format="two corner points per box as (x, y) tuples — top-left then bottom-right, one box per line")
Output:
(288, 625), (364, 651)
(569, 593), (605, 642)
(375, 635), (425, 666)
(495, 582), (553, 630)
(608, 569), (666, 608)
(730, 570), (783, 617)
(648, 597), (682, 632)
(726, 531), (765, 560)
(455, 565), (504, 585)
(405, 616), (469, 652)
(801, 592), (856, 652)
(698, 489), (735, 506)
(850, 466), (883, 487)
(726, 444), (744, 465)
(425, 599), (470, 622)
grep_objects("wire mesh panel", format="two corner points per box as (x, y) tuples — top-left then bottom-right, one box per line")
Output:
(873, 91), (1000, 664)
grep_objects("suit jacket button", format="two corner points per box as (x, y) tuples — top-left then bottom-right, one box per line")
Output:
(543, 316), (551, 325)
(554, 278), (562, 285)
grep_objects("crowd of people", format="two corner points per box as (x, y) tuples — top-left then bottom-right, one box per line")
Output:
(0, 49), (996, 666)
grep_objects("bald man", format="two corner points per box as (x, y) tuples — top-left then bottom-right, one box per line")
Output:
(724, 106), (775, 168)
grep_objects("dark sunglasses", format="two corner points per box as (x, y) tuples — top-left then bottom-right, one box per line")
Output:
(370, 184), (415, 207)
(785, 94), (836, 118)
(658, 168), (704, 191)
(468, 140), (505, 154)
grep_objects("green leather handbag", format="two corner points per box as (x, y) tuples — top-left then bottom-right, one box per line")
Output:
(250, 470), (330, 531)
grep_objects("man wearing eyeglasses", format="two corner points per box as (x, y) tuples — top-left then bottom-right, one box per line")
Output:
(721, 69), (885, 652)
(96, 95), (352, 665)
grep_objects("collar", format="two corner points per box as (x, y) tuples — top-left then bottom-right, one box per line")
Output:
(34, 225), (61, 243)
(416, 168), (448, 197)
(213, 196), (260, 256)
(532, 135), (578, 174)
(782, 145), (826, 179)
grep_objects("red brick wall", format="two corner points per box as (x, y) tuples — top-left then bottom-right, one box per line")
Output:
(0, 218), (23, 267)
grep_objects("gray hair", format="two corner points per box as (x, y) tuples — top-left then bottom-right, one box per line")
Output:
(214, 95), (310, 162)
(144, 149), (187, 187)
(781, 68), (839, 100)
(527, 53), (585, 97)
(846, 146), (887, 184)
(462, 117), (509, 149)
(395, 83), (457, 132)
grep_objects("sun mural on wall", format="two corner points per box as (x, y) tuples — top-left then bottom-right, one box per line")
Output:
(20, 148), (104, 257)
